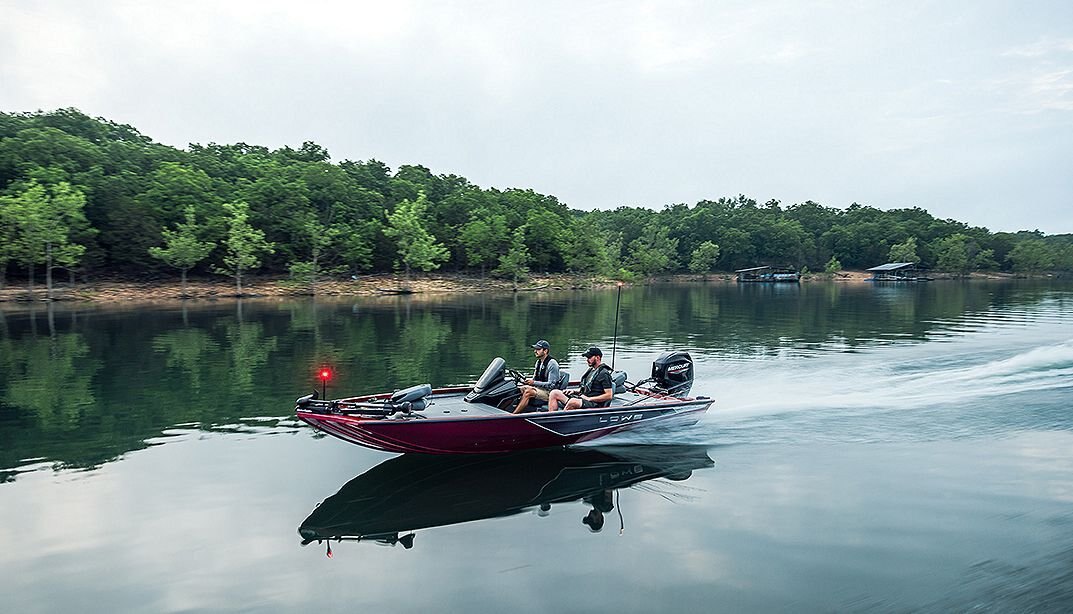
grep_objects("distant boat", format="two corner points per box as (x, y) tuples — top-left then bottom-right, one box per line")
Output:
(866, 262), (933, 282)
(735, 265), (800, 283)
(377, 287), (415, 295)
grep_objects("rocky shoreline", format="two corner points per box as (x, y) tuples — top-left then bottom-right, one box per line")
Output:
(0, 270), (1019, 304)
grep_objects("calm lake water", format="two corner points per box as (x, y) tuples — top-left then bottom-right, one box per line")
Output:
(1, 281), (1072, 613)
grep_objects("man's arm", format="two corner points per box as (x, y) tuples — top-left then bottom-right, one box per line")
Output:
(582, 388), (613, 404)
(581, 370), (613, 404)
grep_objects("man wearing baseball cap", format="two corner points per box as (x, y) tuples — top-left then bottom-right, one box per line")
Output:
(548, 346), (614, 411)
(512, 340), (562, 414)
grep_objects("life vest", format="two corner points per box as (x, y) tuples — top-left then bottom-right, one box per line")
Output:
(534, 356), (555, 383)
(580, 363), (613, 397)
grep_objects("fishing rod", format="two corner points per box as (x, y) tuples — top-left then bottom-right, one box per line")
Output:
(611, 281), (623, 369)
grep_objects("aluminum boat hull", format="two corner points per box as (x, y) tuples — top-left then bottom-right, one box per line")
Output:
(297, 391), (712, 454)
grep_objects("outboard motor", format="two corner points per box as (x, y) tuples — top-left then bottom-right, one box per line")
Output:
(651, 351), (694, 395)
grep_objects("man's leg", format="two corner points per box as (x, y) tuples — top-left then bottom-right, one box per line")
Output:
(564, 397), (584, 410)
(513, 386), (536, 414)
(548, 389), (567, 412)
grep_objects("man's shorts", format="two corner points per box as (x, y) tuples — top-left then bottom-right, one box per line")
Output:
(529, 387), (550, 401)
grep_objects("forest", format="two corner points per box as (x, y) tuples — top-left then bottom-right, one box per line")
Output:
(2, 108), (1071, 294)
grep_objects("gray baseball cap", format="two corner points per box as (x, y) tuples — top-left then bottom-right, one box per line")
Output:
(531, 340), (551, 350)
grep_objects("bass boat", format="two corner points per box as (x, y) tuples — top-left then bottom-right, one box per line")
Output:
(295, 350), (712, 454)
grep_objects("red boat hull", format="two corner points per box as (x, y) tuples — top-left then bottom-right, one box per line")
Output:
(297, 401), (711, 454)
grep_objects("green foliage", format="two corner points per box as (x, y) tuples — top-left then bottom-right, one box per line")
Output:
(562, 232), (608, 275)
(888, 237), (919, 263)
(1, 179), (92, 296)
(934, 233), (971, 275)
(217, 201), (274, 294)
(824, 256), (842, 275)
(626, 222), (679, 276)
(287, 260), (318, 289)
(972, 248), (999, 271)
(149, 206), (216, 294)
(1008, 239), (1054, 274)
(459, 208), (507, 275)
(0, 108), (1068, 285)
(689, 241), (722, 275)
(383, 191), (449, 278)
(493, 228), (530, 287)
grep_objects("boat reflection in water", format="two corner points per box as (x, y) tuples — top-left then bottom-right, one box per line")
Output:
(298, 445), (714, 554)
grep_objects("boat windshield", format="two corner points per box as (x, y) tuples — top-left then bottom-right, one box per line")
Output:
(473, 357), (506, 391)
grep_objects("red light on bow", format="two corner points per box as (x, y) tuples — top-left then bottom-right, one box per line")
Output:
(318, 368), (332, 382)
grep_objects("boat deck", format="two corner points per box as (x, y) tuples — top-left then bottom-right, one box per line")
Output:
(335, 388), (688, 419)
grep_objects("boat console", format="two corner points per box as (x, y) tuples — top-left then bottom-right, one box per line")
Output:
(464, 357), (522, 408)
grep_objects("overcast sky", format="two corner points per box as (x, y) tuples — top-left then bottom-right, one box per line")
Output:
(2, 1), (1071, 233)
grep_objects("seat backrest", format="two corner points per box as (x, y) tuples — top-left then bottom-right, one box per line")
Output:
(391, 383), (432, 403)
(611, 370), (627, 393)
(555, 371), (570, 390)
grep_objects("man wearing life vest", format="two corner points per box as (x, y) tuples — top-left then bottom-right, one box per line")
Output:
(512, 339), (562, 414)
(548, 346), (614, 411)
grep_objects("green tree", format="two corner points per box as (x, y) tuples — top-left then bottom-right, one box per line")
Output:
(148, 206), (216, 297)
(521, 209), (567, 272)
(1053, 244), (1073, 272)
(562, 232), (608, 278)
(459, 209), (507, 277)
(934, 234), (970, 275)
(972, 248), (999, 271)
(494, 227), (530, 289)
(1008, 239), (1055, 274)
(888, 237), (919, 263)
(0, 194), (17, 288)
(824, 256), (842, 276)
(688, 241), (722, 278)
(2, 180), (91, 299)
(216, 201), (274, 295)
(287, 212), (335, 296)
(383, 191), (449, 280)
(626, 223), (679, 276)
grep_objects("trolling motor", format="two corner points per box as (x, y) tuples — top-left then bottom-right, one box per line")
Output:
(295, 383), (433, 416)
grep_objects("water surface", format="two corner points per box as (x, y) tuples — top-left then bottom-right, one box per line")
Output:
(1, 281), (1072, 612)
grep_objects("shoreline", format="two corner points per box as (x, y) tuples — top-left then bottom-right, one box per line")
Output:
(0, 270), (1024, 304)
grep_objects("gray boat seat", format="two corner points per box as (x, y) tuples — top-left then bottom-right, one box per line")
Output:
(611, 370), (628, 394)
(390, 383), (432, 413)
(555, 370), (570, 390)
(391, 383), (432, 403)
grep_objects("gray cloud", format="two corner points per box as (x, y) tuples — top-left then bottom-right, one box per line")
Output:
(1, 0), (1071, 232)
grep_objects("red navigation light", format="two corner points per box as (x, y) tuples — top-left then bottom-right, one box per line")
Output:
(318, 368), (332, 382)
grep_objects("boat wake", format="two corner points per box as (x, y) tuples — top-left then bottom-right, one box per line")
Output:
(598, 335), (1073, 447)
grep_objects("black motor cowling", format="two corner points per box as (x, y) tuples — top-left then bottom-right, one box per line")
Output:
(651, 351), (694, 395)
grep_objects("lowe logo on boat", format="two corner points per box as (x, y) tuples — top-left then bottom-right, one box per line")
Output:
(598, 413), (645, 424)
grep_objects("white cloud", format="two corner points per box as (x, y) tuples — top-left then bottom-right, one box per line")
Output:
(1002, 36), (1073, 58)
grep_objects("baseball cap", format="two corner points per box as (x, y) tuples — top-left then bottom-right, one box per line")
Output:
(582, 346), (603, 358)
(531, 340), (551, 350)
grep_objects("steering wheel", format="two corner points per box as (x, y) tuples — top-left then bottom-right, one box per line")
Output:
(506, 368), (527, 385)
